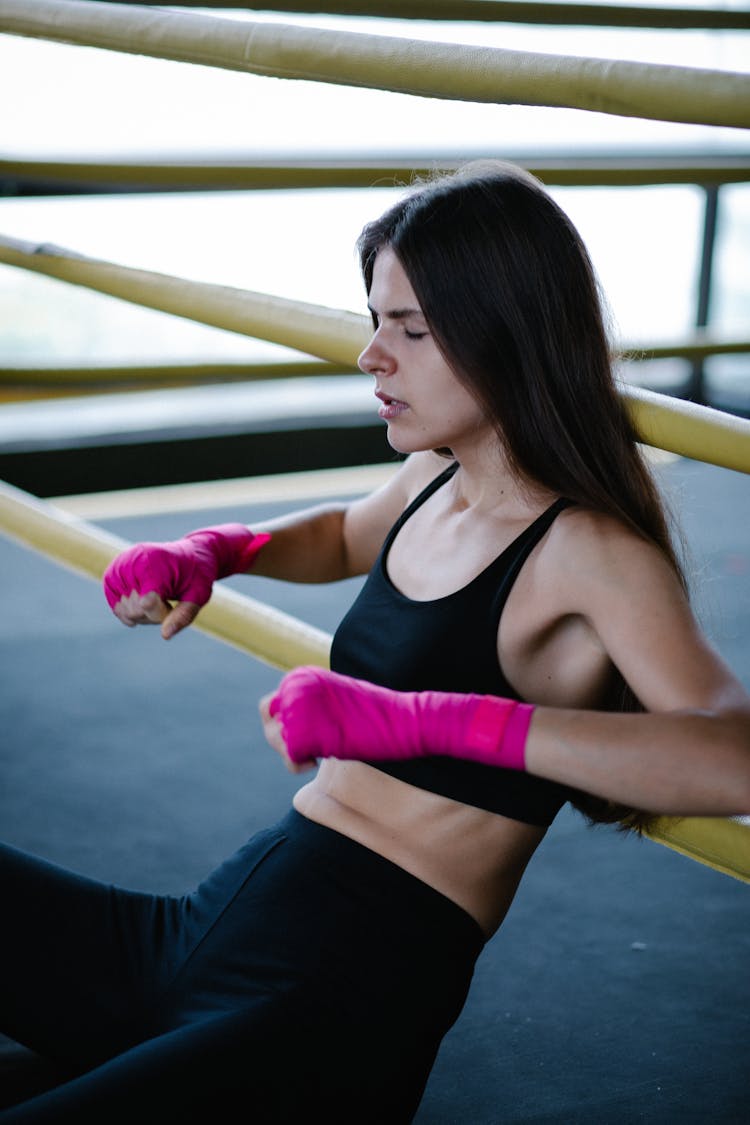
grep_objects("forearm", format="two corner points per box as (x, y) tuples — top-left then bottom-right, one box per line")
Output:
(248, 504), (353, 584)
(267, 668), (750, 818)
(528, 705), (750, 816)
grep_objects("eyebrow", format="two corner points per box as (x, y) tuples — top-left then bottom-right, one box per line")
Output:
(367, 304), (426, 321)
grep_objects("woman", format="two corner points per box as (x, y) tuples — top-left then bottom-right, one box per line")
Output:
(2, 161), (748, 1123)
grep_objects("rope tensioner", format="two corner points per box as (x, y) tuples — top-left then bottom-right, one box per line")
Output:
(0, 0), (748, 128)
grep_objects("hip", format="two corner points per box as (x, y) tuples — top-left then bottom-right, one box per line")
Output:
(159, 807), (485, 1034)
(294, 758), (547, 937)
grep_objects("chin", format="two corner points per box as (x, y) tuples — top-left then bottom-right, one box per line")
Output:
(386, 428), (433, 457)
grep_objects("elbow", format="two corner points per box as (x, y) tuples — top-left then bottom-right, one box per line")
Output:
(739, 755), (750, 817)
(721, 708), (750, 815)
(678, 706), (750, 816)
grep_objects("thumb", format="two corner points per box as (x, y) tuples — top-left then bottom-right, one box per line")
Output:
(161, 600), (201, 640)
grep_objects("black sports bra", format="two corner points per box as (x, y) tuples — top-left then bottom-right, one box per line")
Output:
(330, 462), (572, 826)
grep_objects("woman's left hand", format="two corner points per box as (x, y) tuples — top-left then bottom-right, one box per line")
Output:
(258, 691), (318, 775)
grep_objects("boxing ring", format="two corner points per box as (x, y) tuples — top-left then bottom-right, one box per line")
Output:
(0, 0), (748, 887)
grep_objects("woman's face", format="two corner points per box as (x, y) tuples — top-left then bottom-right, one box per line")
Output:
(357, 246), (493, 457)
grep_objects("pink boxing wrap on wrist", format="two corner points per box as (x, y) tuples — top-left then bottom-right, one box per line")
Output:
(268, 666), (533, 771)
(103, 523), (270, 610)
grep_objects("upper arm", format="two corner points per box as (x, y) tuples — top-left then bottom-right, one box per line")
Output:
(249, 452), (446, 583)
(341, 452), (452, 576)
(555, 512), (749, 716)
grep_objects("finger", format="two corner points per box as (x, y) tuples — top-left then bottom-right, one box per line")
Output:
(161, 600), (201, 640)
(259, 703), (317, 774)
(140, 591), (171, 624)
(258, 694), (274, 723)
(259, 699), (292, 756)
(286, 755), (317, 775)
(261, 711), (287, 756)
(112, 590), (169, 627)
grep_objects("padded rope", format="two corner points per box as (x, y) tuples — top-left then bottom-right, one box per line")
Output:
(2, 235), (750, 475)
(0, 0), (748, 128)
(0, 477), (331, 670)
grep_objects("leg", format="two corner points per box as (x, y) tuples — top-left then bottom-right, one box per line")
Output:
(1, 814), (483, 1122)
(0, 842), (173, 1065)
(0, 998), (406, 1125)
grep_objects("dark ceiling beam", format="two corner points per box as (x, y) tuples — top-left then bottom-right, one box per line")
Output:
(87, 1), (750, 32)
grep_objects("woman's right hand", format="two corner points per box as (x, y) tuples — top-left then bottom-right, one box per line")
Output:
(103, 523), (270, 640)
(107, 584), (201, 640)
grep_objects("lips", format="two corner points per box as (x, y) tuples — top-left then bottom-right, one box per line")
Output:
(375, 389), (409, 421)
(375, 389), (408, 407)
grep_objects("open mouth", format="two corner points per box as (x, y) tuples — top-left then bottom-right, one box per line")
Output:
(375, 390), (408, 408)
(375, 390), (409, 420)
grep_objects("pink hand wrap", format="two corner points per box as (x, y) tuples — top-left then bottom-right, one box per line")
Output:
(268, 666), (533, 771)
(103, 523), (270, 609)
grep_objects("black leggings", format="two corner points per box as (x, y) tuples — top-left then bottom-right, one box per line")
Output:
(0, 809), (484, 1123)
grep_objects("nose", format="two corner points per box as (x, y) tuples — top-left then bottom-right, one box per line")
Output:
(357, 332), (395, 376)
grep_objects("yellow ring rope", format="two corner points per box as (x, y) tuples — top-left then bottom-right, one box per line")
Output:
(645, 816), (750, 883)
(3, 154), (749, 193)
(0, 0), (748, 128)
(620, 385), (750, 477)
(0, 235), (370, 366)
(1, 335), (747, 393)
(0, 477), (330, 671)
(2, 234), (750, 475)
(0, 470), (747, 883)
(0, 360), (351, 388)
(0, 1), (746, 883)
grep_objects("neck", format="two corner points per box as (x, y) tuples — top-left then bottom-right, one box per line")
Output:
(446, 437), (554, 517)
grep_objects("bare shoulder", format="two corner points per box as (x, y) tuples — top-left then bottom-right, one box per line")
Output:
(544, 505), (681, 604)
(342, 452), (451, 575)
(537, 505), (747, 712)
(538, 504), (691, 644)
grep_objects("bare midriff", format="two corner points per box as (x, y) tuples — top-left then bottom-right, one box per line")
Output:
(293, 758), (547, 939)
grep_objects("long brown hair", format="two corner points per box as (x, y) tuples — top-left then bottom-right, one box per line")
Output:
(358, 160), (686, 833)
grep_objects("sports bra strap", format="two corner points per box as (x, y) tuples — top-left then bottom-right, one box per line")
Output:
(382, 461), (459, 553)
(489, 496), (571, 624)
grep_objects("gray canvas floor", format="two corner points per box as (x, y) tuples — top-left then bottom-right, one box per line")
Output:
(1, 455), (748, 1122)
